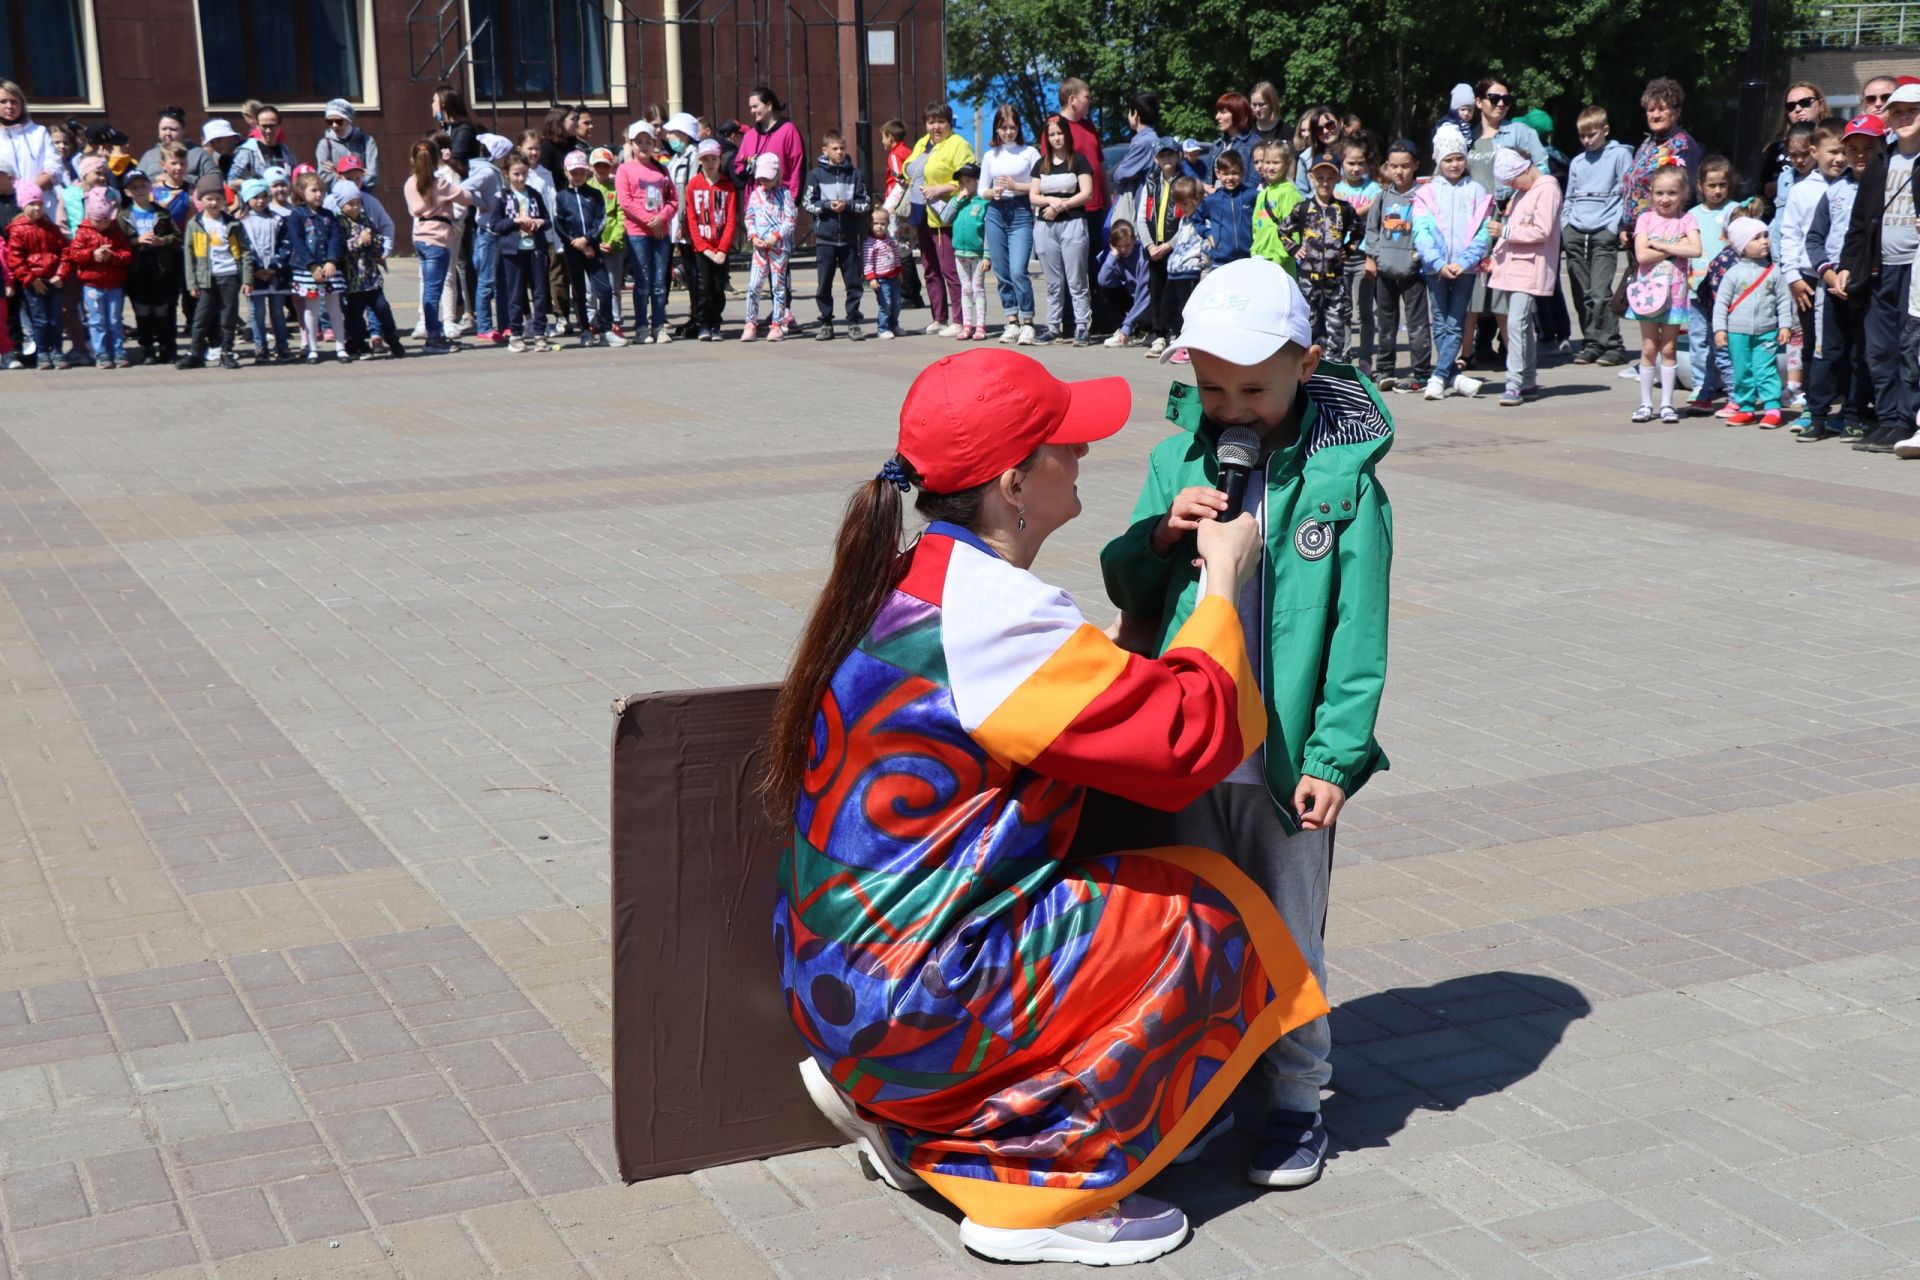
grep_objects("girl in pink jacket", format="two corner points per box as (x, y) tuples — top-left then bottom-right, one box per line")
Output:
(1487, 147), (1562, 406)
(616, 131), (679, 342)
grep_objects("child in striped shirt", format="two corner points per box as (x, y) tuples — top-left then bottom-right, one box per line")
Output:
(862, 209), (902, 339)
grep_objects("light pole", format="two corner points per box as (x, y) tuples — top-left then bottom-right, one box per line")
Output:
(1735, 0), (1770, 192)
(853, 0), (873, 180)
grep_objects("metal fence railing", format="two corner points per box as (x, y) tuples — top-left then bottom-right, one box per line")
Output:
(1792, 2), (1920, 47)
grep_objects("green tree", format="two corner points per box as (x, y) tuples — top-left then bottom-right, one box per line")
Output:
(947, 0), (1790, 156)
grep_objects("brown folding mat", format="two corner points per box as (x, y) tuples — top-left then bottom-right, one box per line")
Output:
(609, 684), (838, 1181)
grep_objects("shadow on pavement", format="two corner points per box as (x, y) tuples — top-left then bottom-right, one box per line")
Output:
(1161, 970), (1592, 1227)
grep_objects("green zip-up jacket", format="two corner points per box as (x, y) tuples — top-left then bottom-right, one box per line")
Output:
(1100, 364), (1392, 824)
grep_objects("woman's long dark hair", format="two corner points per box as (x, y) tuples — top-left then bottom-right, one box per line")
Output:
(411, 140), (436, 198)
(760, 462), (998, 828)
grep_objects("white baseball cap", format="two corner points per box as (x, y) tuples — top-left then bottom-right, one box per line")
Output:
(200, 118), (238, 144)
(1888, 76), (1920, 106)
(626, 120), (656, 140)
(1163, 257), (1314, 366)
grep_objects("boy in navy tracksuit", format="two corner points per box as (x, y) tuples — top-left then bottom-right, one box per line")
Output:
(1097, 219), (1151, 345)
(1200, 150), (1258, 266)
(801, 131), (873, 339)
(553, 151), (618, 345)
(1801, 115), (1876, 442)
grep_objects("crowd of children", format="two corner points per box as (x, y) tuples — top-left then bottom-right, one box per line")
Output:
(4, 79), (1919, 458)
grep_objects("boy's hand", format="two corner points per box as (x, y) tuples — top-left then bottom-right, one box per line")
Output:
(1713, 331), (1728, 348)
(1826, 268), (1849, 300)
(1789, 279), (1815, 311)
(241, 283), (252, 297)
(1363, 257), (1377, 280)
(1104, 611), (1161, 656)
(188, 286), (200, 298)
(1151, 486), (1230, 555)
(1294, 776), (1346, 831)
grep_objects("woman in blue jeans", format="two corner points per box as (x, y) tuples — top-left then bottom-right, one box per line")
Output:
(979, 106), (1040, 343)
(402, 140), (475, 352)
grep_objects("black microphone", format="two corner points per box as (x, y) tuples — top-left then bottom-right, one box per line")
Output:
(1214, 426), (1262, 521)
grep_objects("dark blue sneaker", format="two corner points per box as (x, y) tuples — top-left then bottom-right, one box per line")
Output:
(1171, 1111), (1235, 1166)
(1248, 1109), (1325, 1187)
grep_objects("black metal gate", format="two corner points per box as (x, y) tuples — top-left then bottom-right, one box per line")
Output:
(406, 0), (943, 164)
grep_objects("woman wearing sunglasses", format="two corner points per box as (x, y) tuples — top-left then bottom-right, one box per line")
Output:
(1292, 104), (1345, 193)
(1461, 79), (1547, 367)
(1760, 82), (1830, 202)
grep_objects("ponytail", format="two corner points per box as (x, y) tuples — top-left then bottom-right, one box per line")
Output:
(412, 140), (435, 199)
(759, 457), (1014, 830)
(761, 473), (907, 827)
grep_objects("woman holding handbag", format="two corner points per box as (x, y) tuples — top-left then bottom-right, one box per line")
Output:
(980, 106), (1041, 344)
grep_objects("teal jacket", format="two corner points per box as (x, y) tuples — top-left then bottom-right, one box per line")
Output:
(949, 193), (988, 258)
(1100, 365), (1393, 823)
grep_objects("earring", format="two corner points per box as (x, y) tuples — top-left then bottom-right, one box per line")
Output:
(1017, 508), (1027, 532)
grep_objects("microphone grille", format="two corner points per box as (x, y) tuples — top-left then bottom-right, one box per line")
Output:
(1214, 425), (1263, 470)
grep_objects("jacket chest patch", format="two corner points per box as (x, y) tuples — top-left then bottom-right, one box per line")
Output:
(1294, 517), (1334, 561)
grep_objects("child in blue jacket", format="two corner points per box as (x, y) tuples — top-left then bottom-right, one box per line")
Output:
(287, 173), (348, 363)
(1200, 150), (1259, 265)
(1411, 132), (1491, 397)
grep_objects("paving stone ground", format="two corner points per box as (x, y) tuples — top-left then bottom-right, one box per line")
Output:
(3, 275), (1920, 1279)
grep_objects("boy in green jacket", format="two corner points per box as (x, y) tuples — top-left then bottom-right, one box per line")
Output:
(1100, 255), (1391, 1191)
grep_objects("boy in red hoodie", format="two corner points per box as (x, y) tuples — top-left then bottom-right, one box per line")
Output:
(4, 184), (70, 369)
(65, 187), (134, 368)
(685, 138), (738, 340)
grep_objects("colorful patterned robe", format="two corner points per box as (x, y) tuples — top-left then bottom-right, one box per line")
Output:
(776, 522), (1327, 1230)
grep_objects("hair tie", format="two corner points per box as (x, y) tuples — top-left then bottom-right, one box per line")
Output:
(876, 458), (912, 492)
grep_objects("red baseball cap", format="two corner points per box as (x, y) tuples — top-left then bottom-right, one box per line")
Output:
(1844, 113), (1889, 140)
(897, 350), (1131, 493)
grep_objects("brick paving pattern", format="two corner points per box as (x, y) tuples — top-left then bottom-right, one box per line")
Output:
(2, 284), (1920, 1277)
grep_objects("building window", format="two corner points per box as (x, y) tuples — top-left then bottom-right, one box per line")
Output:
(471, 0), (609, 102)
(197, 0), (364, 104)
(0, 0), (89, 102)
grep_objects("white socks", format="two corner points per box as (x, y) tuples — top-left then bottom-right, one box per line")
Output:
(1639, 363), (1656, 409)
(1659, 361), (1677, 409)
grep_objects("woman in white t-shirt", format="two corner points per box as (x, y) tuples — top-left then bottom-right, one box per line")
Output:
(1028, 114), (1093, 345)
(980, 106), (1041, 345)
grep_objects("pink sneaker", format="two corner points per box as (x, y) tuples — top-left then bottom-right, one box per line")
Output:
(768, 324), (786, 342)
(740, 321), (758, 342)
(1169, 349), (1191, 365)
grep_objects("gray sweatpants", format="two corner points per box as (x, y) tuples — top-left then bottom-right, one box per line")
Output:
(1115, 783), (1334, 1114)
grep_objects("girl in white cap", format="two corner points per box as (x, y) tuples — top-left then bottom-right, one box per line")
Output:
(741, 152), (795, 340)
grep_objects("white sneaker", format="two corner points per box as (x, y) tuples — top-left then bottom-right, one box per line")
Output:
(796, 1059), (925, 1192)
(1018, 323), (1036, 346)
(1452, 374), (1483, 399)
(1147, 337), (1168, 358)
(877, 329), (895, 340)
(999, 325), (1021, 344)
(1424, 376), (1448, 400)
(409, 324), (429, 340)
(1894, 431), (1920, 459)
(1103, 331), (1129, 348)
(654, 328), (672, 344)
(925, 321), (945, 335)
(604, 330), (629, 347)
(940, 323), (964, 338)
(960, 1195), (1188, 1266)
